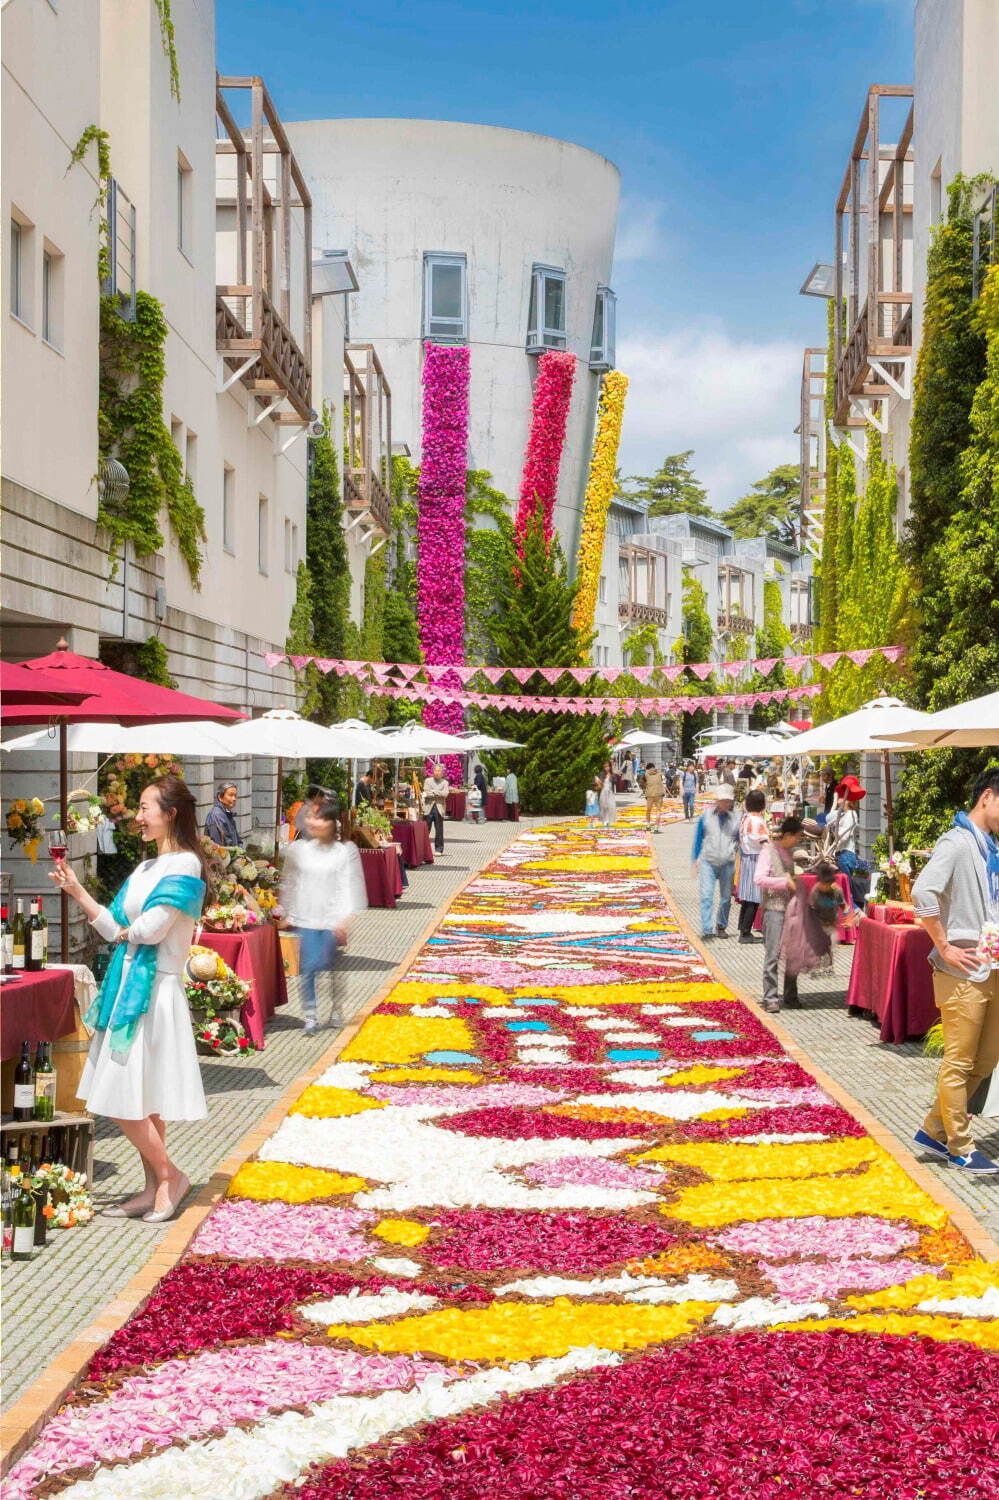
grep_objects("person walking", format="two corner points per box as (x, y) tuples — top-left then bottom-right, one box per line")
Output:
(474, 764), (488, 804)
(504, 768), (520, 821)
(204, 782), (240, 848)
(911, 768), (999, 1173)
(736, 788), (768, 941)
(643, 762), (666, 832)
(280, 798), (367, 1035)
(49, 776), (208, 1222)
(466, 780), (484, 824)
(681, 763), (698, 821)
(295, 784), (336, 841)
(692, 788), (738, 939)
(598, 762), (617, 829)
(422, 763), (449, 853)
(585, 776), (601, 829)
(755, 815), (805, 1012)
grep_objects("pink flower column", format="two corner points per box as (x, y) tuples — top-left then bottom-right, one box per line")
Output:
(417, 344), (471, 777)
(514, 350), (577, 554)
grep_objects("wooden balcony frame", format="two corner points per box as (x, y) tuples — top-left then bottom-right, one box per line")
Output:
(799, 346), (826, 558)
(619, 600), (670, 628)
(343, 344), (393, 538)
(833, 86), (914, 425)
(619, 542), (670, 627)
(716, 611), (755, 639)
(215, 75), (313, 421)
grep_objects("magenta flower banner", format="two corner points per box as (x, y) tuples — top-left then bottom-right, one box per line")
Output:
(514, 350), (577, 554)
(417, 343), (471, 773)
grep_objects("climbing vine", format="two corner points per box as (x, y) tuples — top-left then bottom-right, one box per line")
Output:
(677, 570), (716, 755)
(153, 0), (182, 102)
(464, 469), (514, 663)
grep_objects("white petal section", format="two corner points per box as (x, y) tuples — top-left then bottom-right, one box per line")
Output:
(583, 1017), (640, 1031)
(56, 1350), (620, 1500)
(712, 1298), (829, 1329)
(660, 1016), (721, 1028)
(623, 1277), (740, 1303)
(730, 1133), (831, 1144)
(299, 1291), (439, 1325)
(402, 1006), (460, 1018)
(513, 1033), (569, 1048)
(369, 1257), (424, 1277)
(259, 1111), (654, 1212)
(313, 1062), (374, 1090)
(917, 1288), (999, 1317)
(639, 1004), (683, 1015)
(607, 1068), (682, 1087)
(516, 1048), (574, 1065)
(604, 1031), (660, 1043)
(496, 1272), (738, 1303)
(443, 912), (632, 933)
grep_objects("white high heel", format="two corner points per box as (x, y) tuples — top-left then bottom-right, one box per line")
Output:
(141, 1172), (190, 1224)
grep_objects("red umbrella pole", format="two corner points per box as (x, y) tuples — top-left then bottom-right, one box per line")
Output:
(883, 749), (895, 856)
(274, 757), (284, 849)
(60, 722), (69, 961)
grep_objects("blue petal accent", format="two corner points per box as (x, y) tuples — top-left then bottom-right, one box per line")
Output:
(607, 1047), (660, 1062)
(692, 1030), (737, 1041)
(518, 998), (559, 1006)
(424, 1050), (483, 1066)
(505, 1020), (550, 1032)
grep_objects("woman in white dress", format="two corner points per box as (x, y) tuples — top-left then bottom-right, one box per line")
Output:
(598, 761), (617, 829)
(50, 775), (209, 1222)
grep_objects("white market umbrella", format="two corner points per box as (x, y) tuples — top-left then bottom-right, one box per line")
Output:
(2, 720), (238, 755)
(377, 722), (471, 754)
(612, 729), (673, 750)
(871, 691), (999, 749)
(788, 698), (937, 851)
(700, 733), (796, 761)
(457, 732), (524, 751)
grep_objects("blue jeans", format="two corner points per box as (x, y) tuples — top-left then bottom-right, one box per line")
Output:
(683, 792), (696, 819)
(296, 927), (337, 1020)
(699, 861), (734, 936)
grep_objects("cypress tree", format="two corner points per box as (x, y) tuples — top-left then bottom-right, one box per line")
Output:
(475, 505), (607, 814)
(306, 407), (351, 722)
(678, 570), (716, 756)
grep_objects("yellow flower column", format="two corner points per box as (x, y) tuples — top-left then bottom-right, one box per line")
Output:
(572, 369), (629, 637)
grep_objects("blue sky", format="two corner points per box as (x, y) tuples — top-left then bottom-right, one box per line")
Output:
(217, 0), (913, 510)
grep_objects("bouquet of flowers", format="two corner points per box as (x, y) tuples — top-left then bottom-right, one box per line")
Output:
(66, 789), (107, 835)
(979, 922), (999, 968)
(5, 797), (46, 861)
(27, 1162), (95, 1228)
(101, 754), (182, 830)
(201, 902), (261, 932)
(194, 1016), (258, 1056)
(201, 838), (280, 915)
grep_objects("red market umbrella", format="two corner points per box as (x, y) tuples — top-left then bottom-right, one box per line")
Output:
(3, 646), (244, 957)
(1, 661), (91, 709)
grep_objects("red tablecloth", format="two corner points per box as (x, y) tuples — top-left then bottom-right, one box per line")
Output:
(391, 820), (434, 868)
(445, 791), (467, 821)
(0, 968), (77, 1061)
(752, 870), (856, 943)
(485, 791), (507, 821)
(845, 914), (936, 1042)
(200, 922), (288, 1049)
(360, 847), (405, 908)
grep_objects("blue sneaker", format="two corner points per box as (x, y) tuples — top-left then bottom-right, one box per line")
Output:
(913, 1128), (950, 1160)
(946, 1148), (999, 1174)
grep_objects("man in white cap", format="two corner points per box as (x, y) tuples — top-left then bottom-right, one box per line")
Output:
(691, 787), (739, 940)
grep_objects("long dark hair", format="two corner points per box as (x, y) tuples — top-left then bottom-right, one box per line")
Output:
(145, 774), (212, 893)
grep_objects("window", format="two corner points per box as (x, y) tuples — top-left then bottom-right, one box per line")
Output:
(423, 253), (467, 341)
(222, 465), (235, 554)
(10, 219), (23, 319)
(257, 495), (269, 575)
(177, 153), (193, 258)
(527, 264), (567, 352)
(930, 157), (943, 227)
(589, 285), (616, 370)
(284, 518), (293, 573)
(184, 431), (198, 489)
(291, 523), (299, 570)
(598, 574), (607, 605)
(10, 214), (33, 323)
(42, 247), (63, 347)
(104, 178), (137, 319)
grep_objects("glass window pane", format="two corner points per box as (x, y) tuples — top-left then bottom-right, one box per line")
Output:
(591, 293), (604, 356)
(544, 274), (565, 332)
(528, 274), (539, 337)
(431, 262), (462, 320)
(10, 220), (20, 316)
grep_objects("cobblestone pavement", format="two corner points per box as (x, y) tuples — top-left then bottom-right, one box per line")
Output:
(0, 816), (527, 1410)
(648, 803), (999, 1247)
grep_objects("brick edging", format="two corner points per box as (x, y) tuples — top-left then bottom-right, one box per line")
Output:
(0, 830), (523, 1472)
(650, 856), (999, 1263)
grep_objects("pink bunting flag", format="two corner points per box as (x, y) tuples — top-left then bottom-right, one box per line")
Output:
(784, 655), (807, 672)
(689, 663), (713, 681)
(753, 658), (777, 677)
(880, 645), (903, 663)
(540, 667), (563, 684)
(568, 667), (590, 684)
(846, 649), (875, 667)
(663, 665), (684, 683)
(263, 652), (286, 668)
(723, 661), (744, 679)
(511, 667), (532, 684)
(289, 655), (310, 671)
(482, 666), (505, 685)
(815, 652), (840, 671)
(629, 666), (652, 683)
(603, 668), (622, 683)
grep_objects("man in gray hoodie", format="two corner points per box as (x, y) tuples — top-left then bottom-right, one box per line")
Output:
(692, 788), (738, 940)
(911, 768), (999, 1174)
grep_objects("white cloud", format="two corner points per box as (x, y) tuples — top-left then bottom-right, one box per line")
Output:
(616, 323), (801, 511)
(614, 196), (669, 265)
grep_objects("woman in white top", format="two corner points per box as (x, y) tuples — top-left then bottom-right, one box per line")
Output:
(50, 776), (209, 1222)
(736, 788), (769, 941)
(280, 799), (367, 1034)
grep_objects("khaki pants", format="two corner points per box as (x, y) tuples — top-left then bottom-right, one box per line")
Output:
(922, 969), (999, 1156)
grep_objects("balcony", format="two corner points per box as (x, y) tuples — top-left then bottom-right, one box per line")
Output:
(833, 86), (914, 425)
(799, 346), (826, 558)
(717, 611), (755, 637)
(215, 77), (313, 423)
(790, 621), (813, 643)
(619, 600), (670, 628)
(344, 345), (393, 540)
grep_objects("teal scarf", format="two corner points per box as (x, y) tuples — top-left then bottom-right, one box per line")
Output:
(85, 873), (205, 1055)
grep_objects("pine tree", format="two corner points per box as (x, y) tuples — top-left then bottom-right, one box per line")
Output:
(624, 451), (712, 517)
(475, 505), (607, 814)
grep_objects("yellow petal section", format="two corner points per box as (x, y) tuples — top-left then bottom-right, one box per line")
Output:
(340, 1015), (476, 1064)
(522, 855), (652, 873)
(845, 1261), (998, 1311)
(373, 1217), (430, 1247)
(382, 980), (731, 1008)
(325, 1299), (717, 1362)
(771, 1313), (999, 1350)
(227, 1162), (368, 1201)
(369, 1067), (483, 1085)
(661, 1154), (948, 1228)
(640, 1139), (876, 1179)
(290, 1086), (385, 1119)
(663, 1065), (746, 1087)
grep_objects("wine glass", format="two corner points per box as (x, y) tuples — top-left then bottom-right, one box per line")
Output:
(48, 828), (68, 864)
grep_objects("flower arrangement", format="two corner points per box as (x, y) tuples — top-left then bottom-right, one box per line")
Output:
(979, 921), (999, 967)
(201, 838), (280, 916)
(66, 789), (107, 835)
(194, 1016), (258, 1056)
(5, 797), (45, 861)
(514, 349), (577, 556)
(184, 946), (252, 1014)
(416, 343), (471, 777)
(26, 1162), (95, 1228)
(201, 903), (260, 932)
(572, 370), (628, 636)
(101, 753), (182, 829)
(355, 804), (393, 839)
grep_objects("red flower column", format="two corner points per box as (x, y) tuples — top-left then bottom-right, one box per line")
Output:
(514, 350), (577, 554)
(417, 344), (471, 777)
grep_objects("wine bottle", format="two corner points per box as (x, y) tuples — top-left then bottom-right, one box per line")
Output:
(38, 897), (48, 967)
(11, 900), (26, 972)
(34, 1043), (56, 1123)
(13, 1040), (35, 1122)
(11, 1177), (36, 1261)
(26, 899), (43, 973)
(0, 904), (12, 973)
(1, 1170), (14, 1260)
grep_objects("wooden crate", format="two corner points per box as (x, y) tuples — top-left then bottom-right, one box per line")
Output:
(279, 931), (300, 976)
(1, 1112), (95, 1182)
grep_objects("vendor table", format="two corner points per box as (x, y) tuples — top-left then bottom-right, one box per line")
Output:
(865, 900), (917, 926)
(200, 922), (288, 1049)
(752, 871), (857, 944)
(485, 791), (507, 821)
(845, 914), (936, 1043)
(392, 819), (434, 868)
(0, 968), (77, 1061)
(360, 846), (405, 909)
(445, 791), (467, 821)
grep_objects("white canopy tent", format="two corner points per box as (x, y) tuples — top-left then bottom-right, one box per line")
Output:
(457, 732), (524, 751)
(376, 722), (471, 755)
(2, 720), (238, 756)
(871, 691), (999, 749)
(696, 733), (796, 761)
(612, 729), (674, 750)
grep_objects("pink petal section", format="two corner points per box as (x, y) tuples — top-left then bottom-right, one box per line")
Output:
(717, 1216), (920, 1259)
(524, 1157), (664, 1191)
(190, 1200), (374, 1263)
(762, 1257), (938, 1302)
